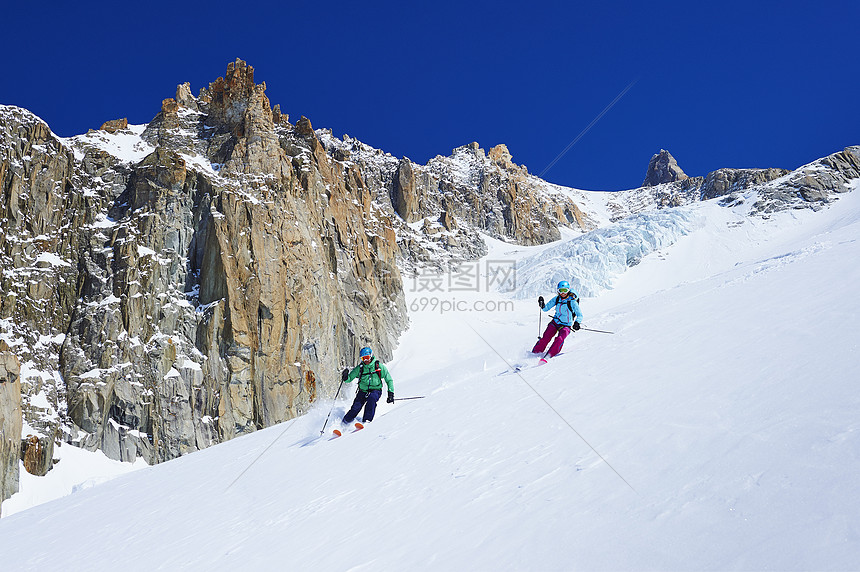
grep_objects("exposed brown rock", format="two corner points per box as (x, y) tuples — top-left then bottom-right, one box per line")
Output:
(701, 167), (788, 200)
(203, 58), (261, 132)
(295, 115), (315, 138)
(22, 434), (54, 476)
(489, 144), (515, 170)
(100, 118), (128, 133)
(439, 210), (458, 231)
(272, 104), (289, 126)
(1, 346), (22, 508)
(393, 157), (419, 222)
(175, 82), (198, 110)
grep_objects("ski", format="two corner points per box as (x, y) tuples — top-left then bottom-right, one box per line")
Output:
(499, 361), (537, 375)
(538, 352), (565, 365)
(331, 422), (364, 439)
(498, 352), (565, 375)
(497, 364), (528, 376)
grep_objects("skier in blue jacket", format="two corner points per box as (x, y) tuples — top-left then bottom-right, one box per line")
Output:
(533, 280), (583, 360)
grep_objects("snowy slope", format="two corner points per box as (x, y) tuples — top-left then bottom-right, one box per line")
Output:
(1, 186), (859, 570)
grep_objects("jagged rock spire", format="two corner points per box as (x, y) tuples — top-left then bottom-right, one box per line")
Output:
(643, 149), (688, 187)
(199, 58), (270, 131)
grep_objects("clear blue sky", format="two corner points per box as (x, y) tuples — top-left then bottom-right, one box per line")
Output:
(3, 0), (858, 190)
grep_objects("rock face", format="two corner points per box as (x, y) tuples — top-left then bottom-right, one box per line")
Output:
(643, 149), (688, 187)
(0, 104), (80, 479)
(1, 345), (22, 510)
(0, 60), (411, 467)
(57, 60), (410, 462)
(699, 167), (789, 201)
(21, 434), (53, 477)
(317, 135), (596, 269)
(393, 157), (420, 223)
(748, 147), (860, 213)
(100, 118), (128, 133)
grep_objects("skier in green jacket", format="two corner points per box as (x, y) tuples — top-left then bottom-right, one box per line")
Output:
(340, 346), (394, 424)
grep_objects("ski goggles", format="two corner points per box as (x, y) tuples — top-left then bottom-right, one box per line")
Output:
(361, 355), (373, 363)
(557, 287), (570, 294)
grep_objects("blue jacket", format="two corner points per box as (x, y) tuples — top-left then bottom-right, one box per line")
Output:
(542, 294), (583, 327)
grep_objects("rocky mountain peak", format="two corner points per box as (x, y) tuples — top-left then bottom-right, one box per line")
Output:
(209, 58), (257, 102)
(643, 149), (688, 187)
(199, 58), (271, 133)
(175, 82), (198, 111)
(295, 115), (315, 138)
(488, 144), (513, 168)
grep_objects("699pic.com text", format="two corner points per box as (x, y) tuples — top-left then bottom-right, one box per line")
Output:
(409, 297), (515, 315)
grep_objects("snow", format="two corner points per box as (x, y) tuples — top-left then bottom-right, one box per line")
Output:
(180, 358), (202, 371)
(34, 333), (65, 349)
(90, 214), (117, 229)
(180, 152), (224, 179)
(1, 448), (147, 519)
(18, 360), (58, 384)
(77, 368), (104, 380)
(1, 186), (859, 570)
(65, 123), (153, 164)
(87, 294), (121, 307)
(33, 252), (70, 267)
(27, 391), (53, 411)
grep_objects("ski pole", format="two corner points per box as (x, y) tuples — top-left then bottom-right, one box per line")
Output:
(538, 310), (542, 340)
(394, 396), (425, 401)
(320, 378), (345, 435)
(580, 327), (614, 334)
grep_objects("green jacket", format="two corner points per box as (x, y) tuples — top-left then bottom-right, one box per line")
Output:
(345, 359), (394, 393)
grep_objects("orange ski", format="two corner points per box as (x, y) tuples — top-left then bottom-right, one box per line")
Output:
(332, 422), (364, 438)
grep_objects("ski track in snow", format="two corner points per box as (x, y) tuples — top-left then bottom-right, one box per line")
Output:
(2, 187), (860, 570)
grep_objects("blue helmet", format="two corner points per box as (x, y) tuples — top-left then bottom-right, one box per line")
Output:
(359, 346), (373, 358)
(557, 280), (571, 293)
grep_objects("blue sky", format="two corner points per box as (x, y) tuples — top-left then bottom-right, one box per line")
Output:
(3, 0), (857, 190)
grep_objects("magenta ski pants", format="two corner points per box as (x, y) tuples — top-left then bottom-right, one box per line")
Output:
(532, 321), (570, 358)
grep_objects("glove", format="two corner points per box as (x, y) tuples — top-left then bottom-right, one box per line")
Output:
(387, 392), (395, 403)
(341, 368), (349, 381)
(572, 322), (581, 331)
(538, 296), (545, 309)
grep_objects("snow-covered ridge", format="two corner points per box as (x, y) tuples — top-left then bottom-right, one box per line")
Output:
(63, 123), (153, 164)
(512, 154), (859, 302)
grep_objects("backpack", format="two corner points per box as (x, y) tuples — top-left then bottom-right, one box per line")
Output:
(360, 359), (384, 388)
(553, 295), (580, 325)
